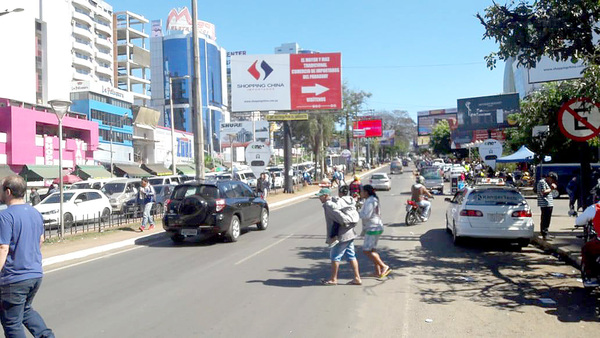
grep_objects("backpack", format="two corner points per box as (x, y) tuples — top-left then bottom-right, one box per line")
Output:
(336, 196), (359, 227)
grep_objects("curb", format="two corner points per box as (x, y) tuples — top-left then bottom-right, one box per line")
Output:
(531, 237), (582, 269)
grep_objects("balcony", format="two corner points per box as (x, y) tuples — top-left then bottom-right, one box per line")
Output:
(72, 40), (94, 55)
(72, 0), (95, 11)
(72, 10), (94, 26)
(72, 69), (93, 82)
(95, 9), (112, 22)
(72, 25), (93, 40)
(95, 50), (113, 63)
(95, 64), (113, 77)
(94, 21), (112, 36)
(95, 37), (112, 49)
(72, 55), (94, 70)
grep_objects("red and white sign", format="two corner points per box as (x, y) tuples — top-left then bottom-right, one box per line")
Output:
(353, 119), (383, 138)
(230, 53), (342, 112)
(290, 53), (342, 110)
(558, 98), (600, 142)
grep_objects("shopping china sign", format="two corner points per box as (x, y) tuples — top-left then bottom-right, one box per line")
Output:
(230, 53), (342, 112)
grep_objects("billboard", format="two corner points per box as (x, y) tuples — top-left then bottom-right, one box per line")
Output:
(353, 119), (382, 138)
(457, 93), (520, 131)
(230, 53), (342, 112)
(165, 7), (216, 40)
(450, 128), (506, 149)
(220, 121), (270, 148)
(417, 109), (458, 136)
(380, 130), (395, 146)
(528, 56), (585, 84)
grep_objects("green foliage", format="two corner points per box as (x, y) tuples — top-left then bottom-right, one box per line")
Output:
(429, 120), (451, 155)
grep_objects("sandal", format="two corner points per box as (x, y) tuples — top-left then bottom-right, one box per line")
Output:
(379, 267), (392, 278)
(346, 279), (362, 285)
(321, 279), (337, 286)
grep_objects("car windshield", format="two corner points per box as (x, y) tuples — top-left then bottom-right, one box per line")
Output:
(422, 171), (441, 179)
(101, 183), (126, 195)
(372, 174), (386, 179)
(245, 173), (256, 179)
(71, 183), (91, 189)
(154, 186), (164, 194)
(42, 192), (75, 204)
(391, 162), (401, 168)
(148, 179), (163, 185)
(466, 189), (525, 206)
(172, 185), (219, 200)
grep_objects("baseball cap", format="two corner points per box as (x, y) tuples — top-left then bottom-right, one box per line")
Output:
(316, 188), (332, 197)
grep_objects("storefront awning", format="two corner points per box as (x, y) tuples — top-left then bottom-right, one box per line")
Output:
(113, 164), (152, 178)
(141, 163), (171, 176)
(19, 165), (61, 181)
(173, 164), (195, 175)
(74, 165), (112, 180)
(0, 165), (16, 179)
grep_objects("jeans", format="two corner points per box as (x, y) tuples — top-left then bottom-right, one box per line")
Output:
(540, 206), (553, 236)
(0, 278), (54, 338)
(142, 202), (154, 227)
(329, 240), (357, 262)
(418, 200), (431, 219)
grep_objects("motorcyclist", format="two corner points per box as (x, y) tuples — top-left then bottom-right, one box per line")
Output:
(349, 175), (362, 197)
(411, 176), (433, 221)
(575, 200), (600, 287)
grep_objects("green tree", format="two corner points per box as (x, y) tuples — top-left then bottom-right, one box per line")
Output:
(429, 120), (451, 155)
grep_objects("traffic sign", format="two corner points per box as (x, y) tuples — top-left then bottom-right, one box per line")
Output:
(265, 114), (309, 121)
(290, 53), (342, 110)
(478, 139), (502, 169)
(558, 98), (600, 142)
(245, 141), (271, 177)
(353, 129), (366, 137)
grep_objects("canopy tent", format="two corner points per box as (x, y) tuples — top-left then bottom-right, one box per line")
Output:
(19, 165), (61, 181)
(74, 165), (112, 180)
(53, 174), (82, 184)
(172, 164), (195, 176)
(113, 164), (151, 178)
(0, 165), (16, 179)
(496, 146), (536, 163)
(141, 163), (171, 176)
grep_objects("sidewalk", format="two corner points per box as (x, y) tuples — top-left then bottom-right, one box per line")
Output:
(41, 166), (384, 267)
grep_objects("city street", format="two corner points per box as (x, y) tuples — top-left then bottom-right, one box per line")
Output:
(28, 166), (597, 337)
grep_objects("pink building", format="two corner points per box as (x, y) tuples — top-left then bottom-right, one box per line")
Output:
(0, 98), (99, 173)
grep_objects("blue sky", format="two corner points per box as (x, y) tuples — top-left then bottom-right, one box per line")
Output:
(113, 0), (504, 121)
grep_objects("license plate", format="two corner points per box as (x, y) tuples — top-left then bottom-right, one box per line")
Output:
(488, 214), (504, 222)
(181, 229), (198, 236)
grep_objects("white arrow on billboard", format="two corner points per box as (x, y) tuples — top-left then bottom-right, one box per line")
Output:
(245, 141), (272, 178)
(301, 84), (329, 96)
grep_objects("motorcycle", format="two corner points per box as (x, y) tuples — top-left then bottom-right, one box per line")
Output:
(575, 221), (600, 289)
(405, 197), (432, 226)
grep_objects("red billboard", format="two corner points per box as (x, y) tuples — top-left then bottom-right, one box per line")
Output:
(290, 53), (342, 110)
(353, 119), (382, 138)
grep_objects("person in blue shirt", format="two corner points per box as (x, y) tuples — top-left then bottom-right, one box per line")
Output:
(0, 175), (54, 338)
(138, 177), (156, 232)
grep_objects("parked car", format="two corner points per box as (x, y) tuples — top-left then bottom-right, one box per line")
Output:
(34, 189), (112, 228)
(421, 167), (444, 194)
(123, 184), (176, 217)
(369, 173), (391, 191)
(234, 170), (257, 188)
(148, 175), (183, 186)
(70, 178), (113, 190)
(444, 186), (533, 247)
(444, 165), (466, 182)
(163, 180), (269, 243)
(100, 178), (141, 214)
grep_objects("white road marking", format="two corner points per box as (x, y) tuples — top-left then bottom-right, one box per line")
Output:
(45, 246), (143, 274)
(402, 272), (411, 337)
(234, 233), (294, 265)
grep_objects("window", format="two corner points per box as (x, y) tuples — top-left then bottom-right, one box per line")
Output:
(87, 192), (102, 200)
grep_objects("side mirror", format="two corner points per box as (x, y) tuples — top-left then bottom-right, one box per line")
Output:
(74, 199), (83, 204)
(444, 197), (452, 203)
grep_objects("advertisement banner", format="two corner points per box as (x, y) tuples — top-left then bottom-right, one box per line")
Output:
(230, 53), (342, 112)
(528, 56), (585, 84)
(352, 119), (382, 138)
(380, 129), (395, 146)
(220, 121), (270, 148)
(417, 113), (458, 136)
(417, 136), (430, 147)
(457, 93), (520, 131)
(450, 129), (506, 149)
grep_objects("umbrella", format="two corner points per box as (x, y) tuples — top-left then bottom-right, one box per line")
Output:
(53, 174), (82, 184)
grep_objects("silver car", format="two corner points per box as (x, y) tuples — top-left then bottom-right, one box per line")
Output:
(369, 173), (391, 191)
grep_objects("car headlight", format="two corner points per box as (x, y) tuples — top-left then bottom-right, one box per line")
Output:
(110, 198), (117, 204)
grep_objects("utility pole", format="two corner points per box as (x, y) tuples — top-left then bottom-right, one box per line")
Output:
(191, 0), (205, 179)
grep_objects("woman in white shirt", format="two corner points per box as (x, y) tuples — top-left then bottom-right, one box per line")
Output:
(359, 185), (391, 278)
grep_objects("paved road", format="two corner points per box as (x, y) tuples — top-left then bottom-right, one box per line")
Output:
(25, 166), (598, 337)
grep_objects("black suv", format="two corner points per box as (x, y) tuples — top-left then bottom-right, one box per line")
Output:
(163, 180), (269, 243)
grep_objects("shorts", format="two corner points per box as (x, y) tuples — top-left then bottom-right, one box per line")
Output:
(329, 240), (357, 262)
(363, 230), (383, 251)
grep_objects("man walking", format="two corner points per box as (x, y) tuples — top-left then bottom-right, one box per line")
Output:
(537, 172), (558, 239)
(0, 175), (54, 337)
(257, 173), (270, 199)
(317, 188), (362, 286)
(138, 177), (156, 232)
(29, 188), (41, 206)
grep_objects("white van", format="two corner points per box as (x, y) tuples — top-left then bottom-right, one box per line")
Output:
(70, 178), (113, 190)
(148, 175), (182, 186)
(100, 178), (141, 213)
(234, 170), (257, 188)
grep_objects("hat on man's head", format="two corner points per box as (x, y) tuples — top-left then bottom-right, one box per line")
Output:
(316, 188), (332, 197)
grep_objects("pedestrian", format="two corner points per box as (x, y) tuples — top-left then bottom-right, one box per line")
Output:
(317, 188), (362, 286)
(29, 188), (41, 206)
(331, 168), (340, 188)
(537, 172), (558, 239)
(257, 173), (270, 199)
(566, 174), (579, 216)
(359, 185), (391, 278)
(46, 184), (57, 196)
(0, 175), (54, 337)
(138, 177), (156, 232)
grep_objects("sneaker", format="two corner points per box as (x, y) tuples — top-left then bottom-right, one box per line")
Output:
(139, 226), (145, 232)
(583, 278), (599, 288)
(148, 225), (155, 230)
(328, 239), (339, 248)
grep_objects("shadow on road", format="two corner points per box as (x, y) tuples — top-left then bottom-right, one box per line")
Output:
(404, 228), (599, 322)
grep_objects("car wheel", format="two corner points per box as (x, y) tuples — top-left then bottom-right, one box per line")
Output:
(171, 234), (185, 243)
(225, 215), (241, 242)
(101, 208), (110, 222)
(452, 223), (462, 246)
(257, 208), (269, 230)
(63, 213), (74, 229)
(551, 189), (560, 199)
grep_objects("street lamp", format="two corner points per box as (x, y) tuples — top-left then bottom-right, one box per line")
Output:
(49, 99), (71, 239)
(0, 8), (24, 17)
(169, 75), (190, 175)
(228, 133), (236, 172)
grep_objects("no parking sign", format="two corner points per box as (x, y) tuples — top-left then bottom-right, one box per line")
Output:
(558, 98), (600, 142)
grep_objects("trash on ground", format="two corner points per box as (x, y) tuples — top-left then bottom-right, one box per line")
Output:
(539, 298), (557, 306)
(459, 276), (475, 282)
(425, 319), (433, 323)
(550, 272), (565, 278)
(576, 278), (583, 283)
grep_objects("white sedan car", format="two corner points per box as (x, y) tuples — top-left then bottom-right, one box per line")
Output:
(444, 165), (466, 181)
(369, 173), (391, 191)
(444, 186), (533, 247)
(35, 189), (112, 228)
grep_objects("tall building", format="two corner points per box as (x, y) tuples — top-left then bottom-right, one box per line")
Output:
(274, 42), (318, 55)
(113, 11), (151, 106)
(149, 7), (229, 157)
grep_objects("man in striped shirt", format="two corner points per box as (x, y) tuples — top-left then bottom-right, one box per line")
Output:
(537, 172), (558, 240)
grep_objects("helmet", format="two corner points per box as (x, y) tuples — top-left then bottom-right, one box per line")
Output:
(338, 185), (349, 196)
(416, 176), (425, 184)
(354, 175), (360, 181)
